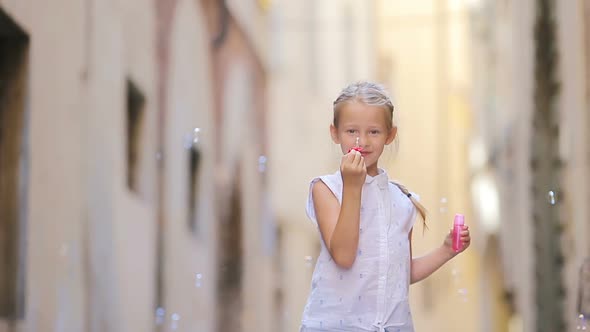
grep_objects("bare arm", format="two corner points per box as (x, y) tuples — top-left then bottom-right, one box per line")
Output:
(409, 226), (471, 284)
(313, 151), (366, 269)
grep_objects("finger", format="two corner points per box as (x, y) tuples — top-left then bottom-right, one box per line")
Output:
(352, 150), (362, 167)
(344, 152), (355, 164)
(341, 154), (348, 165)
(359, 156), (366, 169)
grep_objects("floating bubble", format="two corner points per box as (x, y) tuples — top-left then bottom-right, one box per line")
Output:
(170, 313), (180, 330)
(258, 155), (267, 173)
(305, 256), (313, 268)
(577, 313), (588, 330)
(458, 288), (468, 302)
(155, 307), (165, 325)
(548, 191), (556, 205)
(439, 197), (448, 214)
(192, 128), (201, 144)
(196, 273), (203, 288)
(451, 265), (468, 301)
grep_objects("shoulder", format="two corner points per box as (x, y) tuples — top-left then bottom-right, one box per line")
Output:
(311, 178), (331, 197)
(389, 180), (420, 201)
(309, 171), (342, 202)
(307, 173), (341, 224)
(310, 171), (342, 189)
(311, 182), (339, 211)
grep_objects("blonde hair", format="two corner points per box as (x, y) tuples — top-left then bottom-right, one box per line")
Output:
(333, 81), (395, 130)
(333, 81), (427, 228)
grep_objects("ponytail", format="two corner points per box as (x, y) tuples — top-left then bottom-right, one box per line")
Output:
(392, 182), (428, 231)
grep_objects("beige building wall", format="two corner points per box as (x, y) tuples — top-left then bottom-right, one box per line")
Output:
(467, 1), (536, 331)
(468, 0), (590, 331)
(0, 0), (218, 331)
(555, 0), (589, 330)
(160, 1), (216, 331)
(268, 1), (376, 331)
(205, 0), (275, 330)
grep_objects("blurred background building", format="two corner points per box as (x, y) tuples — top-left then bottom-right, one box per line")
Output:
(467, 0), (590, 331)
(0, 0), (588, 332)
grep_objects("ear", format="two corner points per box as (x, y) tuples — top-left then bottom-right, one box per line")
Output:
(330, 124), (340, 144)
(385, 125), (397, 145)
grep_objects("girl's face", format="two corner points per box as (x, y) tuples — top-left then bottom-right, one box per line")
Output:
(330, 102), (397, 174)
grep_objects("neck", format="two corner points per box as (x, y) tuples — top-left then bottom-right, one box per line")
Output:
(366, 164), (379, 177)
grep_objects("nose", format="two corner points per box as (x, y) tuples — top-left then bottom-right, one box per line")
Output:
(357, 134), (369, 147)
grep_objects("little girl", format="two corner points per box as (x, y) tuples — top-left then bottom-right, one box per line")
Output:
(300, 82), (471, 332)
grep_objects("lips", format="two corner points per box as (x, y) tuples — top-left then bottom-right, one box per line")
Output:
(347, 147), (370, 158)
(348, 147), (363, 153)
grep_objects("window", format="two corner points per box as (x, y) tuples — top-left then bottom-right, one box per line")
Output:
(0, 7), (29, 320)
(217, 181), (243, 330)
(187, 142), (201, 232)
(126, 80), (145, 194)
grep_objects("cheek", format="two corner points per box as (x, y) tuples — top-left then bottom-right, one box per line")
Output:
(342, 135), (355, 145)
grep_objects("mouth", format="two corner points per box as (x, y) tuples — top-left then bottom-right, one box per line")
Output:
(348, 147), (363, 153)
(347, 147), (371, 157)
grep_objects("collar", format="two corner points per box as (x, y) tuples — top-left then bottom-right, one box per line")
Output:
(365, 168), (389, 189)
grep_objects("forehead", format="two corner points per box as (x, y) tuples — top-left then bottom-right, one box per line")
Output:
(338, 102), (389, 126)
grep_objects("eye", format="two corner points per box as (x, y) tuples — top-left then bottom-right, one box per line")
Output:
(346, 129), (357, 134)
(369, 130), (380, 135)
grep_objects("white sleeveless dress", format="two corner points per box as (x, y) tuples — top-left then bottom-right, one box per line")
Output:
(300, 168), (418, 332)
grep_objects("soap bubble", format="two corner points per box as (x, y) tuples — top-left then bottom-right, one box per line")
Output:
(155, 307), (165, 325)
(548, 190), (557, 205)
(305, 256), (313, 268)
(196, 273), (203, 288)
(577, 313), (588, 330)
(439, 197), (448, 214)
(170, 313), (181, 330)
(258, 155), (267, 173)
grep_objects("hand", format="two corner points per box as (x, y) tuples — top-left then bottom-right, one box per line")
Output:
(442, 225), (471, 257)
(340, 150), (366, 188)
